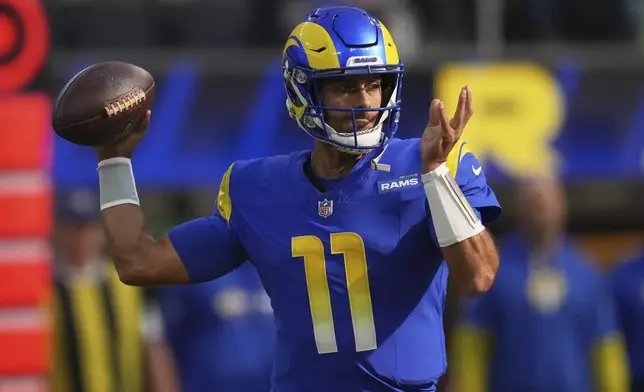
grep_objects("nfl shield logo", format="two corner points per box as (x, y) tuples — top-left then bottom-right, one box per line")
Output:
(318, 199), (334, 218)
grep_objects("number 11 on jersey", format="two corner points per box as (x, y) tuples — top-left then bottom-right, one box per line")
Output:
(292, 232), (377, 354)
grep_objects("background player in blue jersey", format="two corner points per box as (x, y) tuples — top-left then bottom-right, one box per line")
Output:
(451, 177), (629, 392)
(610, 252), (644, 392)
(157, 262), (275, 392)
(93, 6), (501, 391)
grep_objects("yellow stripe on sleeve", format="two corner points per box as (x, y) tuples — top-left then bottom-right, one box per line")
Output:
(450, 325), (491, 392)
(592, 333), (630, 392)
(218, 163), (235, 223)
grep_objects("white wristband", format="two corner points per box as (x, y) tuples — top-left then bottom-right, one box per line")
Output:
(97, 157), (140, 210)
(422, 163), (484, 247)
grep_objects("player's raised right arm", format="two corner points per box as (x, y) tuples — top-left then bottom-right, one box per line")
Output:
(101, 204), (245, 286)
(100, 203), (189, 285)
(96, 111), (245, 286)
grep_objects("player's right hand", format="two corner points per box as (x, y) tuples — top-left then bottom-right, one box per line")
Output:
(94, 110), (151, 161)
(421, 87), (473, 173)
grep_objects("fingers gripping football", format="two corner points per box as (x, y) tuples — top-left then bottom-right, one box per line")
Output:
(95, 110), (152, 161)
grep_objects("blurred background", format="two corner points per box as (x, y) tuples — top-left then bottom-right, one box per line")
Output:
(1, 0), (643, 391)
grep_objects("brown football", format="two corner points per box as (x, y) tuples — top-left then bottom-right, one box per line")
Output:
(52, 61), (156, 147)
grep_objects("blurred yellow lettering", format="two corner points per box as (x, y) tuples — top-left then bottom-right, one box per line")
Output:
(436, 62), (564, 178)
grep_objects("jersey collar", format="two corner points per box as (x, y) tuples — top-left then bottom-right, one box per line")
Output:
(291, 148), (379, 201)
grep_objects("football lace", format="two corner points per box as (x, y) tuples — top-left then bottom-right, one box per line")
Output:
(104, 88), (147, 117)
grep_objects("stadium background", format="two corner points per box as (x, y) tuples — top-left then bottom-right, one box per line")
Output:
(0, 0), (643, 390)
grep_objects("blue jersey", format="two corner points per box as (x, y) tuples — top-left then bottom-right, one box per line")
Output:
(463, 235), (620, 392)
(157, 263), (275, 392)
(169, 138), (501, 392)
(610, 252), (644, 382)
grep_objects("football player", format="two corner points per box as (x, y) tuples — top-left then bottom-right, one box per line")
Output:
(95, 6), (502, 391)
(610, 252), (644, 391)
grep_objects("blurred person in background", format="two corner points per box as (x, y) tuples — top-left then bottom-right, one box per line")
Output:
(610, 251), (644, 391)
(157, 263), (275, 392)
(51, 189), (180, 392)
(450, 176), (630, 392)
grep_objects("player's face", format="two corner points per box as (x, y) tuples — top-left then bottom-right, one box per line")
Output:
(318, 75), (383, 134)
(516, 178), (566, 243)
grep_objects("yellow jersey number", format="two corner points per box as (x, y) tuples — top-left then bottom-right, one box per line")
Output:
(291, 232), (377, 354)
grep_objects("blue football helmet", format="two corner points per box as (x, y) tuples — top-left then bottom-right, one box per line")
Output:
(282, 6), (404, 154)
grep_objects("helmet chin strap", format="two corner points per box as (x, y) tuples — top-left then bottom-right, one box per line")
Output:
(325, 126), (382, 155)
(313, 114), (386, 155)
(324, 141), (372, 156)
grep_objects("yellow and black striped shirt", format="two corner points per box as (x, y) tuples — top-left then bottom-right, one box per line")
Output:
(51, 263), (145, 392)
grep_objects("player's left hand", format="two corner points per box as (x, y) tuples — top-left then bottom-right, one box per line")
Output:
(421, 86), (473, 173)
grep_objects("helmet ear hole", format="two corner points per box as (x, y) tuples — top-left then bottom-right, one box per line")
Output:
(285, 83), (305, 108)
